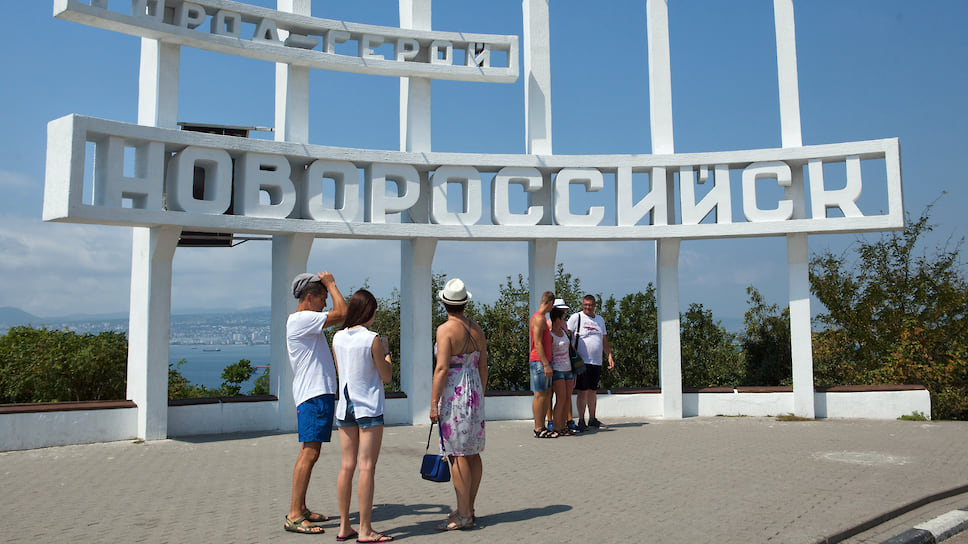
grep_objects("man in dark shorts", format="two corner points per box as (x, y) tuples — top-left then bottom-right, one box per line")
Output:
(568, 295), (615, 432)
(285, 271), (346, 534)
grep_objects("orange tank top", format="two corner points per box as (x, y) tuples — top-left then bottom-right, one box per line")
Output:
(529, 311), (552, 362)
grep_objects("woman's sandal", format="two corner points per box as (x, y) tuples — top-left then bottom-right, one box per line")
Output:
(284, 515), (325, 534)
(554, 427), (574, 436)
(533, 428), (559, 438)
(335, 529), (358, 542)
(436, 512), (474, 531)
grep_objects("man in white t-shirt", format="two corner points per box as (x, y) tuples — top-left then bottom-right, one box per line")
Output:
(567, 294), (615, 432)
(284, 271), (346, 534)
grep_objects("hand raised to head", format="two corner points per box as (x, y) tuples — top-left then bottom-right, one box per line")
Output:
(317, 271), (335, 286)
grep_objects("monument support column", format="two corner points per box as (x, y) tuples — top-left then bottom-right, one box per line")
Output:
(270, 0), (314, 431)
(774, 0), (815, 418)
(523, 0), (557, 310)
(271, 234), (313, 430)
(127, 226), (179, 440)
(399, 0), (434, 424)
(529, 240), (557, 310)
(657, 238), (682, 418)
(647, 0), (682, 418)
(401, 239), (437, 424)
(130, 36), (180, 439)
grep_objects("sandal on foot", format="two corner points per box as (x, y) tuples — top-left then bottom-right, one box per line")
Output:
(436, 512), (473, 531)
(336, 530), (358, 542)
(284, 515), (325, 534)
(357, 533), (393, 543)
(554, 427), (574, 436)
(302, 509), (330, 523)
(533, 428), (558, 438)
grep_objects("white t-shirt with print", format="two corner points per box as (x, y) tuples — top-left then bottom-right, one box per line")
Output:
(567, 312), (607, 366)
(287, 310), (337, 407)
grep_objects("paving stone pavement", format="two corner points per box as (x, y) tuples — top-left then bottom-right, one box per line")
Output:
(1, 417), (967, 543)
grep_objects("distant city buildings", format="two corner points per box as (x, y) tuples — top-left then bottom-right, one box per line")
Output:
(1, 311), (271, 345)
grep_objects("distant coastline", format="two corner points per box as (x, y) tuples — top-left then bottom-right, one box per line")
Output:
(0, 307), (272, 346)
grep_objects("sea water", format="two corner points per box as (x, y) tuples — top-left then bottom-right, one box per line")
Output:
(168, 344), (272, 391)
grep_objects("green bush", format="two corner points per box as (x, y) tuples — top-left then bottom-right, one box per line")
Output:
(0, 326), (127, 403)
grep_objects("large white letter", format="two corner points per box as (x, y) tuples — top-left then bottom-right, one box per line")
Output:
(430, 40), (453, 65)
(300, 159), (360, 222)
(175, 1), (206, 30)
(253, 18), (280, 43)
(491, 167), (543, 226)
(465, 43), (490, 67)
(359, 35), (385, 60)
(616, 166), (668, 226)
(211, 10), (241, 38)
(165, 146), (233, 214)
(93, 136), (164, 210)
(234, 152), (296, 219)
(132, 0), (164, 21)
(680, 165), (732, 225)
(809, 156), (864, 218)
(430, 166), (482, 225)
(364, 163), (420, 223)
(396, 38), (420, 61)
(742, 161), (794, 222)
(324, 30), (351, 54)
(553, 168), (605, 226)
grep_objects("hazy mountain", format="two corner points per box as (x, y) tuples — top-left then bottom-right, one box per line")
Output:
(0, 306), (271, 328)
(0, 307), (41, 326)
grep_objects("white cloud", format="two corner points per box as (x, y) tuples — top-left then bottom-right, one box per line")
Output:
(0, 170), (36, 191)
(0, 215), (132, 316)
(0, 209), (805, 322)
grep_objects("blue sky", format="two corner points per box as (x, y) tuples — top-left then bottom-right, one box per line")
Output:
(1, 1), (966, 323)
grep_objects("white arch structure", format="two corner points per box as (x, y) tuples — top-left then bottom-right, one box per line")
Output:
(42, 0), (906, 441)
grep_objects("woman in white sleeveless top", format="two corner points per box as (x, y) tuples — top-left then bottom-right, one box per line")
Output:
(332, 289), (394, 543)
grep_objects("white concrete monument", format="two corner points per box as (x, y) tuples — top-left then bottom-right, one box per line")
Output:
(42, 0), (905, 441)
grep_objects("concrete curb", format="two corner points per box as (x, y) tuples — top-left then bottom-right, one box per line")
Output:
(821, 485), (968, 543)
(881, 507), (968, 544)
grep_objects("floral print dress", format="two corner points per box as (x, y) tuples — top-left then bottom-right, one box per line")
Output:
(437, 349), (485, 457)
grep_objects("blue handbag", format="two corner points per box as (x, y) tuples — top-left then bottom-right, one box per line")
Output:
(420, 422), (451, 482)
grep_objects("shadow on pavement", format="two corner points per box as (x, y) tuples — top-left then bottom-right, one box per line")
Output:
(370, 503), (572, 539)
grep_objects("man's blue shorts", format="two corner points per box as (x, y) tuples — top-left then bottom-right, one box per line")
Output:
(529, 360), (552, 392)
(297, 394), (335, 443)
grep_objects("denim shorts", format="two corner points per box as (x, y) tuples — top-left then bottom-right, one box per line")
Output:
(552, 369), (574, 381)
(336, 397), (384, 429)
(529, 360), (552, 392)
(297, 394), (335, 443)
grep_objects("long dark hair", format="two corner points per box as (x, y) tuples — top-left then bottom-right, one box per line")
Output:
(550, 307), (566, 323)
(342, 289), (377, 329)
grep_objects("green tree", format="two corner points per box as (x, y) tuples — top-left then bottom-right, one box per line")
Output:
(554, 263), (584, 309)
(168, 359), (218, 399)
(373, 288), (402, 392)
(474, 274), (531, 390)
(741, 287), (792, 386)
(251, 365), (270, 395)
(681, 303), (743, 388)
(600, 286), (659, 388)
(810, 208), (968, 419)
(0, 326), (127, 403)
(219, 359), (254, 396)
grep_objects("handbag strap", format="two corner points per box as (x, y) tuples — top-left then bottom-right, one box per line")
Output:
(572, 312), (582, 348)
(426, 421), (446, 453)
